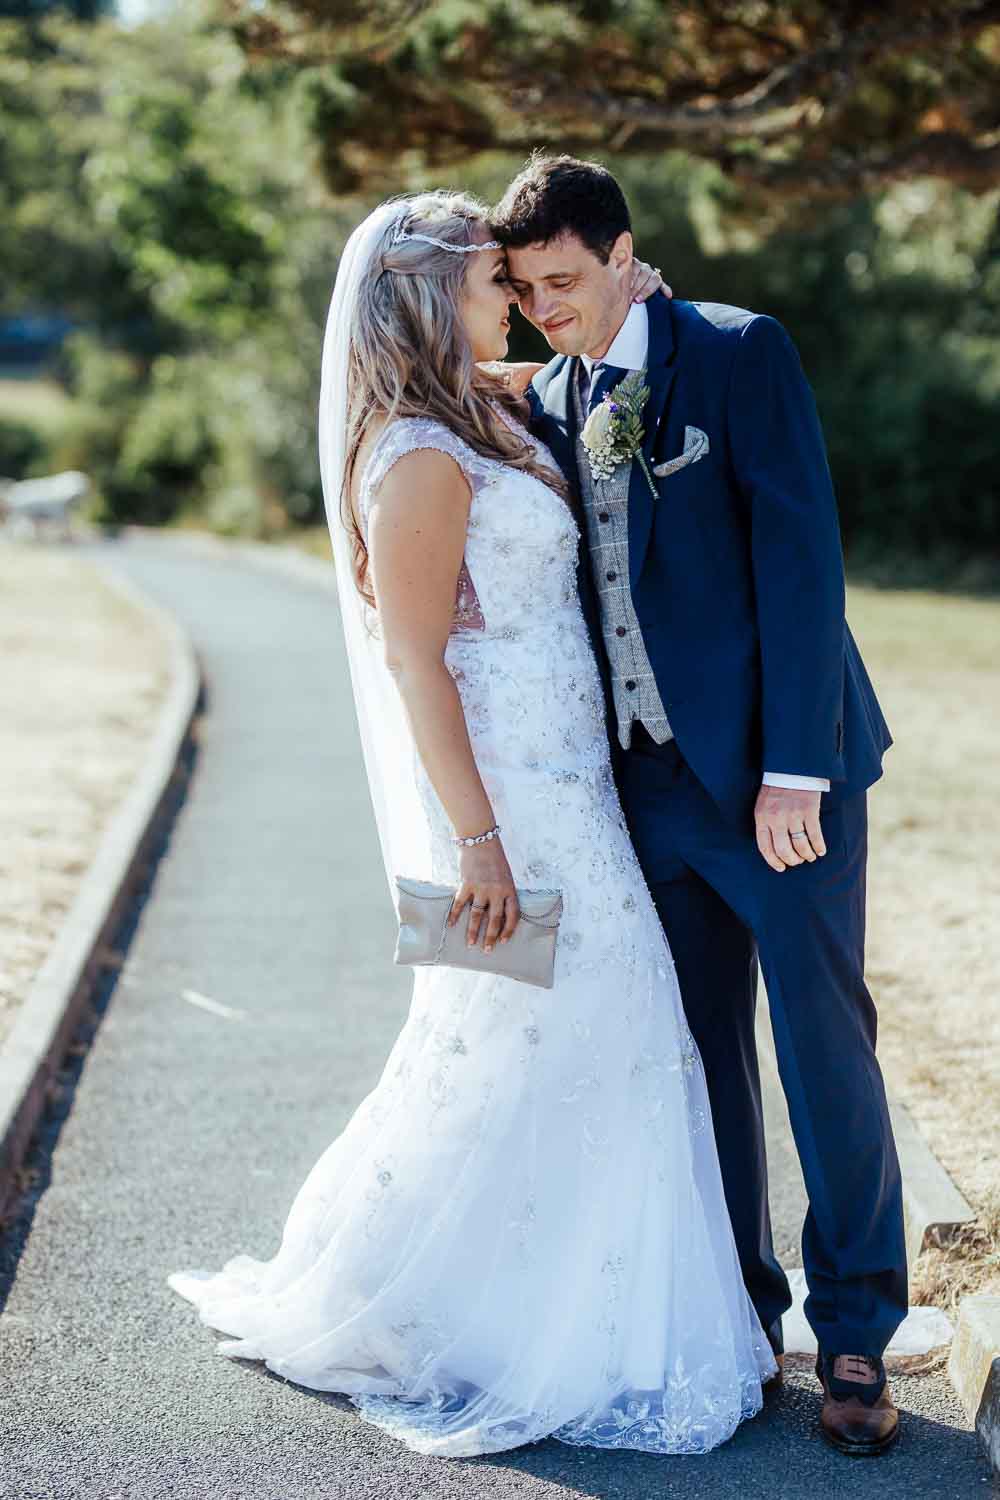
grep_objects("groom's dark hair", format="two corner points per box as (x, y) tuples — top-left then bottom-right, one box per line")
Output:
(490, 152), (631, 264)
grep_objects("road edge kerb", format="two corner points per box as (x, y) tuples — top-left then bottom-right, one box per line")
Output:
(754, 1007), (974, 1268)
(887, 1095), (976, 1265)
(949, 1296), (1000, 1479)
(0, 554), (203, 1223)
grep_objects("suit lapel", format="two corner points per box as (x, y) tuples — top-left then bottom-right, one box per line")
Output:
(529, 297), (679, 681)
(531, 356), (607, 679)
(534, 354), (580, 486)
(531, 352), (589, 542)
(628, 291), (678, 591)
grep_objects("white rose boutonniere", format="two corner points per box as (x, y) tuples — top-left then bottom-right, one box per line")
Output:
(580, 368), (658, 498)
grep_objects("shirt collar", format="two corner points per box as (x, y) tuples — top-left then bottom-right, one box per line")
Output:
(580, 299), (649, 374)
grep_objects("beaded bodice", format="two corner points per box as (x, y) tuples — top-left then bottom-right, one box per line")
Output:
(357, 406), (582, 644)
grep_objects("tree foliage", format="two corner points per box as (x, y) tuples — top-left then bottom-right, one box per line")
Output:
(221, 0), (1000, 199)
(2, 5), (997, 576)
(0, 9), (345, 528)
(0, 0), (114, 19)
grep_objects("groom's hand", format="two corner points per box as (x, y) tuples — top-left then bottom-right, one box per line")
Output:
(754, 785), (826, 871)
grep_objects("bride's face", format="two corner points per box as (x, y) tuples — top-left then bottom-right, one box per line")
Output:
(458, 229), (517, 362)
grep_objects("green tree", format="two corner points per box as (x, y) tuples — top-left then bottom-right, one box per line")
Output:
(225, 0), (1000, 199)
(0, 0), (114, 19)
(3, 4), (996, 578)
(0, 8), (345, 528)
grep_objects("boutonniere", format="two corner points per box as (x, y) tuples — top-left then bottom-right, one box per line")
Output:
(580, 368), (658, 498)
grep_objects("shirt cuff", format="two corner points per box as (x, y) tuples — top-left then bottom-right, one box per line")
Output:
(762, 771), (831, 792)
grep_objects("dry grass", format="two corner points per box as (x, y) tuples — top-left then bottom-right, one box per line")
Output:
(910, 1190), (1000, 1315)
(0, 537), (171, 1047)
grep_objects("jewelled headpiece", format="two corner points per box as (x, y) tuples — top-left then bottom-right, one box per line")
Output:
(389, 224), (501, 253)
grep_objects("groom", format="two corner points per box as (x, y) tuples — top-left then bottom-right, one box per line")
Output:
(491, 155), (908, 1455)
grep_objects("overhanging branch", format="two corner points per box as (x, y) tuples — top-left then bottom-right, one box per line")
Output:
(509, 0), (1000, 142)
(720, 132), (1000, 195)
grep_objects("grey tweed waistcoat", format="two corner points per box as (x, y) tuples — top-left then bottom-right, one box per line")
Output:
(572, 361), (674, 751)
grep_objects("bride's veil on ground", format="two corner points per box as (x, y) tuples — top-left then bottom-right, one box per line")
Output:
(317, 195), (434, 899)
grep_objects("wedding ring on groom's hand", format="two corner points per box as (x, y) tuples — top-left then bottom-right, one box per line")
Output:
(790, 830), (809, 839)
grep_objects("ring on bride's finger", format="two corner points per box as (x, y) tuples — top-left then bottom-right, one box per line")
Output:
(471, 903), (487, 911)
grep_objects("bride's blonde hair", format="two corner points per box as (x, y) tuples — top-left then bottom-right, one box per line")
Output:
(342, 189), (570, 606)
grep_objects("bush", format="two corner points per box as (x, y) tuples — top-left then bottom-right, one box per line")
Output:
(0, 418), (47, 480)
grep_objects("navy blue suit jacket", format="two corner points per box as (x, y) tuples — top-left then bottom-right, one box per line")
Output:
(525, 291), (893, 829)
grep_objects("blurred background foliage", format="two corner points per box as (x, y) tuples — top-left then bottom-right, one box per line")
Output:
(1, 0), (998, 584)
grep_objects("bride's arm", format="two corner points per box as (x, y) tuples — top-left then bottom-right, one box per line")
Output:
(367, 447), (520, 951)
(476, 360), (546, 397)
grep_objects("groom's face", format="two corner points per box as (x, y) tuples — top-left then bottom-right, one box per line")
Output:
(505, 230), (634, 359)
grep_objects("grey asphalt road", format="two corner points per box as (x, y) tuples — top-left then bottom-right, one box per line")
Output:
(0, 531), (990, 1499)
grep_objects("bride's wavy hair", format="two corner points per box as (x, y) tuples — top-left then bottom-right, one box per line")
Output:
(343, 190), (570, 607)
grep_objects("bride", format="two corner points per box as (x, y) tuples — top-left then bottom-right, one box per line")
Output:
(166, 190), (778, 1458)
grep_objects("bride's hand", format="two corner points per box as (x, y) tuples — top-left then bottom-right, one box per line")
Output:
(449, 839), (520, 953)
(630, 258), (672, 303)
(477, 360), (545, 398)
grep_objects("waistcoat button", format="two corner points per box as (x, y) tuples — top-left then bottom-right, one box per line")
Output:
(606, 570), (617, 581)
(625, 679), (637, 691)
(598, 511), (609, 523)
(615, 626), (627, 637)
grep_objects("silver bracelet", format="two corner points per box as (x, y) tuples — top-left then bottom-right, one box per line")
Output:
(453, 823), (501, 847)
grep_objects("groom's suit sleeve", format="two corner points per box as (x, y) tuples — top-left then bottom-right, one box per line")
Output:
(726, 315), (846, 783)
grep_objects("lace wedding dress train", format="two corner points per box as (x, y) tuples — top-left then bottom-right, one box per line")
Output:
(166, 408), (777, 1458)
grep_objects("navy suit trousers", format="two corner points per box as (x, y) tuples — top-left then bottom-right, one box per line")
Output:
(618, 725), (909, 1356)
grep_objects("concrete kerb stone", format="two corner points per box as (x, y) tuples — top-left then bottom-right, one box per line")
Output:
(887, 1094), (976, 1266)
(0, 554), (202, 1222)
(949, 1297), (1000, 1479)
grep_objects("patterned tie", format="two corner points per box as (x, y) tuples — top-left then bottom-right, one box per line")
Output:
(586, 360), (627, 415)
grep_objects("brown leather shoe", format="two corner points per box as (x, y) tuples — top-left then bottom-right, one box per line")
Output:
(763, 1351), (784, 1395)
(815, 1352), (899, 1455)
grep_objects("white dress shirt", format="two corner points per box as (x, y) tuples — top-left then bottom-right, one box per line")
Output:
(582, 302), (831, 793)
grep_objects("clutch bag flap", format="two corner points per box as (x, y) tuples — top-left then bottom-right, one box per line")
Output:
(393, 877), (563, 989)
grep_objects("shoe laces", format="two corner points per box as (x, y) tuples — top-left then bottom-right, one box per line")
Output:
(833, 1354), (879, 1383)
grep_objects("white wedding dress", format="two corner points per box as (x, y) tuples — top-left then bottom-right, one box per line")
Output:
(167, 404), (777, 1458)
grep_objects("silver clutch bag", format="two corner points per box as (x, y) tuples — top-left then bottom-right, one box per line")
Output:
(394, 877), (563, 990)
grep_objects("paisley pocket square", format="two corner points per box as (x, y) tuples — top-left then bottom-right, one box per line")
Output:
(652, 425), (710, 478)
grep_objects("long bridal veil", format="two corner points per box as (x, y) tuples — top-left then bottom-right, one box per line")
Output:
(317, 196), (433, 899)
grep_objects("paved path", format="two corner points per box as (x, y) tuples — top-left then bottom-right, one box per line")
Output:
(0, 532), (989, 1499)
